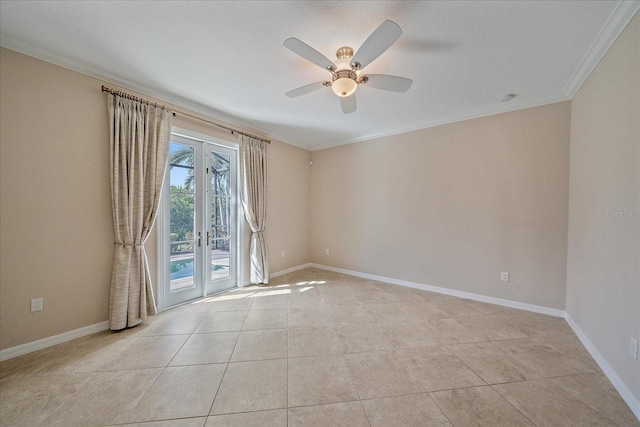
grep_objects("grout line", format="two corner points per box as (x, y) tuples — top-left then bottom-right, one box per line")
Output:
(323, 288), (364, 403)
(206, 305), (249, 416)
(2, 267), (631, 425)
(357, 399), (373, 427)
(488, 382), (541, 426)
(427, 392), (456, 426)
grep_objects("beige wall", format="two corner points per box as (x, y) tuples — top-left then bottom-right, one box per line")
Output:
(566, 12), (640, 402)
(264, 141), (310, 275)
(0, 48), (310, 350)
(0, 48), (113, 349)
(310, 102), (571, 310)
(2, 21), (637, 410)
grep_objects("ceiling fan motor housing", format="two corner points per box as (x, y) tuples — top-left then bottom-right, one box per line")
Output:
(336, 46), (354, 60)
(331, 46), (359, 97)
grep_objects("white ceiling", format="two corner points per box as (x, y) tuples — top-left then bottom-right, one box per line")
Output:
(1, 1), (638, 150)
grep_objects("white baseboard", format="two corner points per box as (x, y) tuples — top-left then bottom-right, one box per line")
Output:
(565, 314), (640, 420)
(307, 263), (638, 419)
(240, 263), (312, 287)
(271, 263), (313, 278)
(4, 265), (635, 422)
(0, 320), (110, 362)
(309, 263), (565, 317)
(0, 266), (552, 364)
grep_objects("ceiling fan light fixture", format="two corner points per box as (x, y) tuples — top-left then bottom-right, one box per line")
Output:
(283, 20), (410, 110)
(332, 77), (357, 97)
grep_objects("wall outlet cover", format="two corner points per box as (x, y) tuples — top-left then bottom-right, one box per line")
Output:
(31, 298), (43, 312)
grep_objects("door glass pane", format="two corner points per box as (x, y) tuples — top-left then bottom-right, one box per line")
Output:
(210, 151), (231, 281)
(162, 135), (237, 308)
(169, 143), (196, 292)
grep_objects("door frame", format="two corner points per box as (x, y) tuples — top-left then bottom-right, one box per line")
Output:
(156, 128), (242, 312)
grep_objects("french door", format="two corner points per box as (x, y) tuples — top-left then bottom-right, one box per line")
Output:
(161, 133), (238, 308)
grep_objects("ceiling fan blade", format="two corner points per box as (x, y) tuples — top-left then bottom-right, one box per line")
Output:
(285, 81), (328, 98)
(283, 37), (335, 70)
(340, 94), (357, 114)
(351, 20), (402, 69)
(362, 74), (413, 92)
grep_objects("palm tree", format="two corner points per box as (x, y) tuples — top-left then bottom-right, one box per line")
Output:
(170, 145), (231, 250)
(170, 147), (195, 190)
(169, 147), (229, 193)
(210, 154), (230, 250)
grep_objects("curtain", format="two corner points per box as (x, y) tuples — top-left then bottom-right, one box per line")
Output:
(239, 135), (269, 284)
(107, 93), (171, 330)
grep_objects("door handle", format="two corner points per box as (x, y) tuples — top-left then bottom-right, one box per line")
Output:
(197, 232), (202, 247)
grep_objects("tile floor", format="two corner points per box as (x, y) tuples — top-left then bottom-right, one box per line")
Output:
(1, 268), (638, 426)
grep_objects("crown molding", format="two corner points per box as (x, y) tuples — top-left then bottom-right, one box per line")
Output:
(313, 0), (639, 154)
(3, 1), (637, 152)
(564, 0), (640, 98)
(310, 93), (570, 151)
(0, 34), (312, 152)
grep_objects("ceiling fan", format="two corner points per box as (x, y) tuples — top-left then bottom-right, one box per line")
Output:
(283, 20), (413, 114)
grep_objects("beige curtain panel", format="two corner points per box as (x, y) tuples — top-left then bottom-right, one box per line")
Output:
(107, 93), (171, 330)
(239, 135), (270, 284)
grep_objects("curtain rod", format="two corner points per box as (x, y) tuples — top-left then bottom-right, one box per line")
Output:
(101, 85), (271, 144)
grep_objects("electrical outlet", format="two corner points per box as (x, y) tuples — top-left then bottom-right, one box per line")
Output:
(325, 248), (330, 255)
(31, 298), (43, 312)
(631, 337), (638, 360)
(281, 250), (286, 258)
(500, 272), (510, 282)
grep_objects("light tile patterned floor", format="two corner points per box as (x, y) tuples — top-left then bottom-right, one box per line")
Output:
(1, 268), (638, 426)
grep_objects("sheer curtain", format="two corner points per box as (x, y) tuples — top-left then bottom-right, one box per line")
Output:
(239, 135), (269, 284)
(106, 93), (171, 330)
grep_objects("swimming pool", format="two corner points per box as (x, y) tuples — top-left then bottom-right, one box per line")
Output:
(170, 259), (226, 280)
